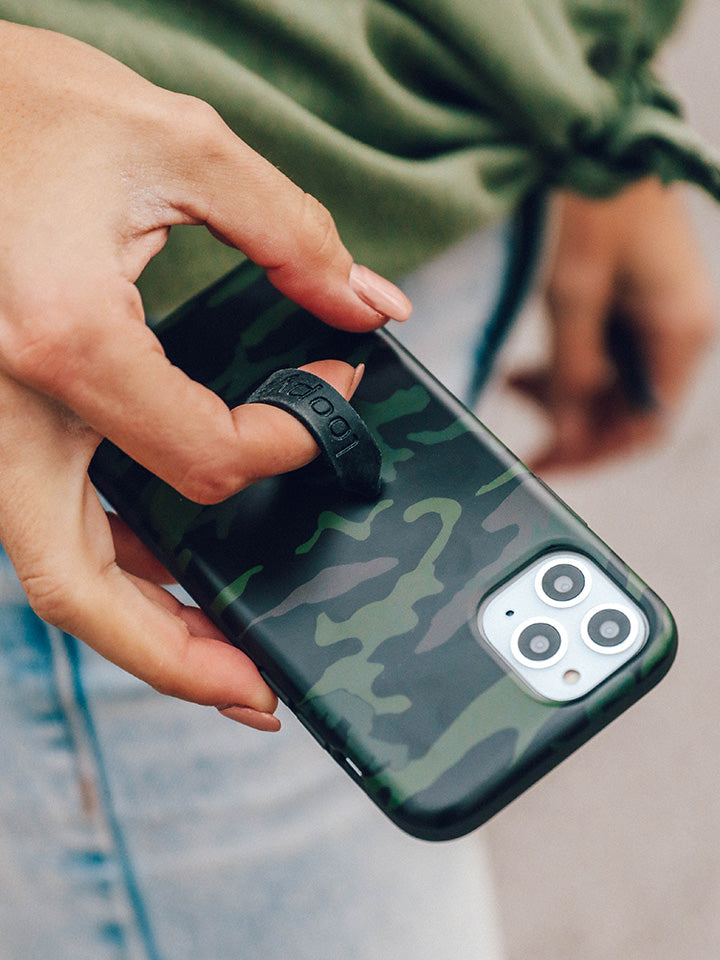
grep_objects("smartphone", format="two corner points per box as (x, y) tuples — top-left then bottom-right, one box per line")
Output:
(90, 262), (676, 841)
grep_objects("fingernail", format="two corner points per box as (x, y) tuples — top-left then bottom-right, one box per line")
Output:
(349, 264), (412, 321)
(349, 363), (365, 398)
(218, 705), (281, 732)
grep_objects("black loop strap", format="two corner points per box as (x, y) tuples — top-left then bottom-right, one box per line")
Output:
(245, 369), (382, 499)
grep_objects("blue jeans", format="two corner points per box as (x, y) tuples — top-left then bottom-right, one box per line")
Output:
(0, 225), (530, 960)
(0, 548), (504, 959)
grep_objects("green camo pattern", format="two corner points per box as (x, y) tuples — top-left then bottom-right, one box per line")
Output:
(90, 262), (676, 840)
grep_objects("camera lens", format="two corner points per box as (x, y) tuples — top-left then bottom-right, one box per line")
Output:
(585, 608), (631, 648)
(537, 560), (589, 606)
(579, 606), (642, 656)
(513, 621), (566, 668)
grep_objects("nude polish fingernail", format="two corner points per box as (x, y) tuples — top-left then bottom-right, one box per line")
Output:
(349, 264), (412, 321)
(349, 363), (365, 398)
(218, 705), (282, 732)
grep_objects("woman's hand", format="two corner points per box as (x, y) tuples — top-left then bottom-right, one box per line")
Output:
(510, 178), (716, 472)
(0, 22), (411, 730)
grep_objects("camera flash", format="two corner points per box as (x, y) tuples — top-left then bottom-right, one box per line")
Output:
(563, 669), (581, 685)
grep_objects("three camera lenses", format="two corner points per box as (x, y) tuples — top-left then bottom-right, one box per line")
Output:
(509, 557), (639, 668)
(482, 552), (648, 701)
(482, 552), (649, 702)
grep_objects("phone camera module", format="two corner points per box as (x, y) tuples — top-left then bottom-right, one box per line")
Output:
(512, 620), (567, 669)
(582, 606), (637, 654)
(481, 553), (650, 703)
(536, 559), (590, 607)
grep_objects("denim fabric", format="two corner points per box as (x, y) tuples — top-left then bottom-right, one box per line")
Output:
(0, 228), (514, 960)
(0, 549), (504, 959)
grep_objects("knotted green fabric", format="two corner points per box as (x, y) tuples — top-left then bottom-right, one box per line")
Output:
(4, 0), (718, 314)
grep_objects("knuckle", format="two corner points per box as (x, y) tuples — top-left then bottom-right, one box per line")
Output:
(169, 93), (226, 152)
(10, 326), (78, 393)
(174, 458), (252, 505)
(296, 192), (341, 266)
(150, 666), (189, 701)
(1, 293), (90, 393)
(22, 570), (81, 629)
(146, 637), (199, 703)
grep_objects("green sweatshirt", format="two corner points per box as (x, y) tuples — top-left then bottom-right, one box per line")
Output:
(3, 0), (718, 313)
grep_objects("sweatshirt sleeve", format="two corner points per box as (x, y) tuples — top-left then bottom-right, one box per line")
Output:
(2, 0), (716, 312)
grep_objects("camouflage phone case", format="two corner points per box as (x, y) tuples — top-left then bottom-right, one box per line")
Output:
(90, 262), (676, 841)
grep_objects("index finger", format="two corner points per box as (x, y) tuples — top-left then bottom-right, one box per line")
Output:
(160, 94), (411, 330)
(5, 279), (364, 502)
